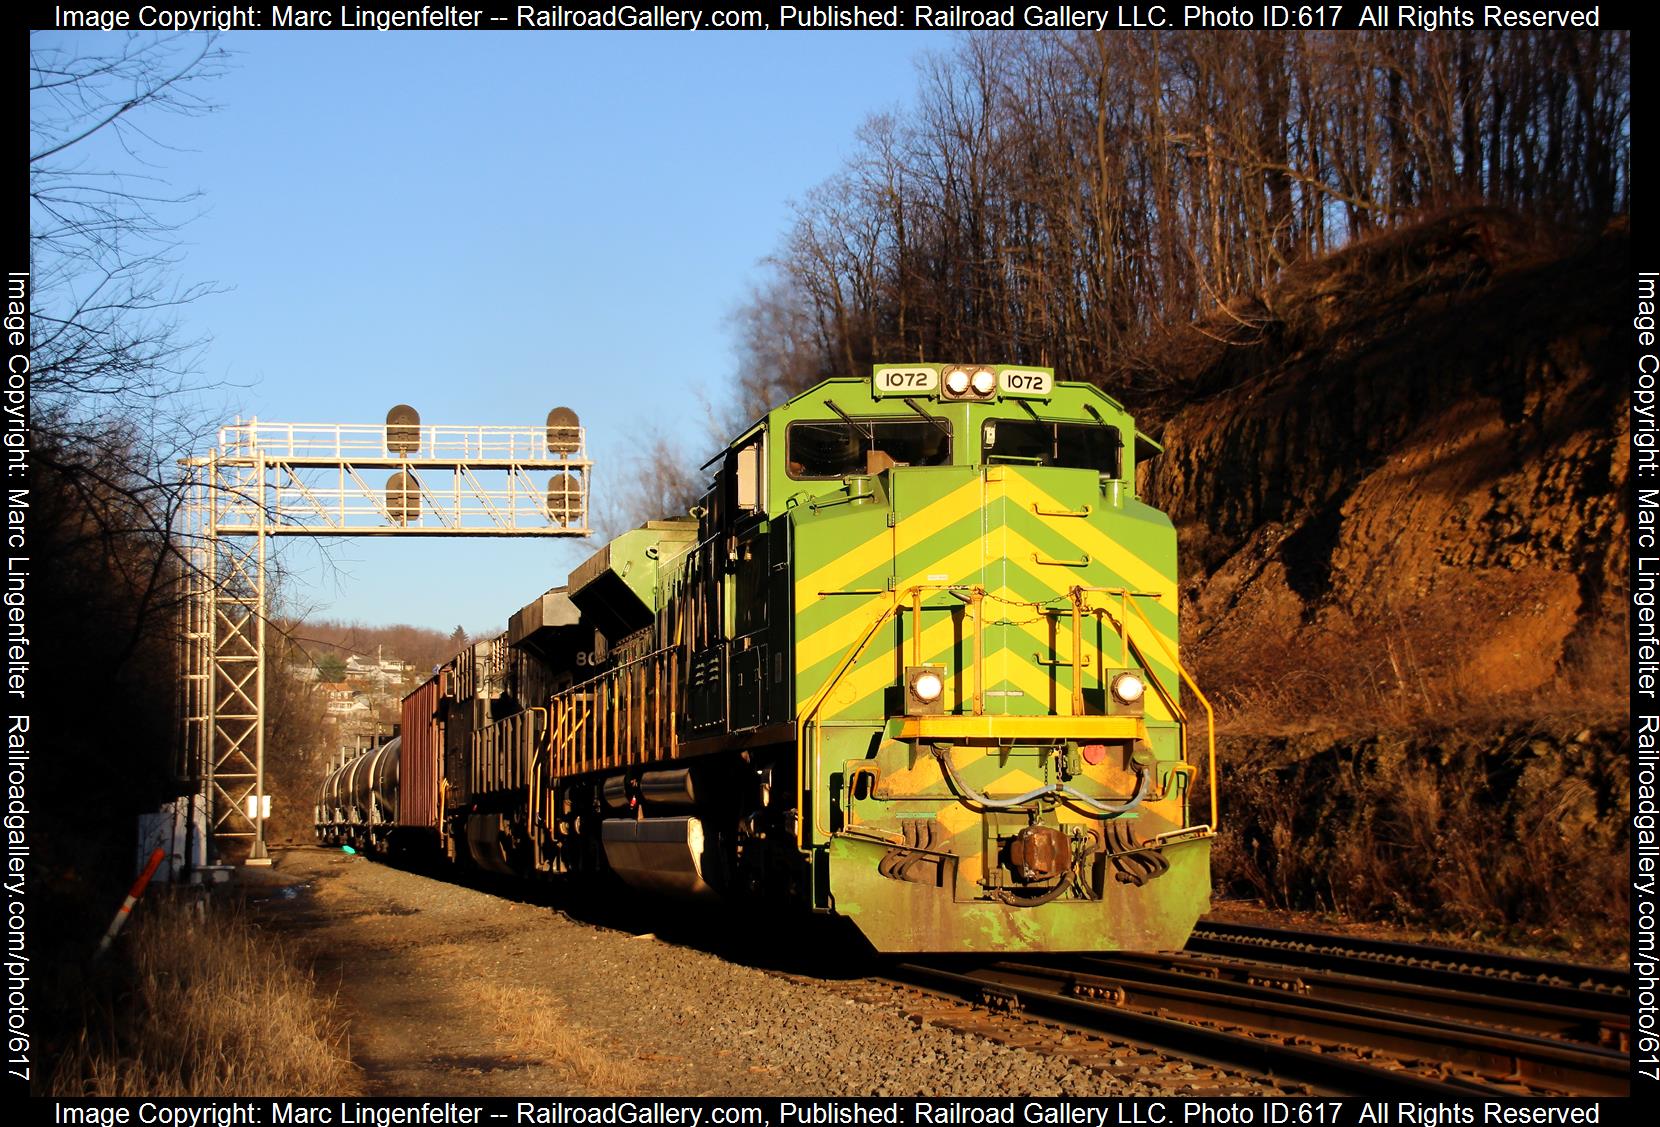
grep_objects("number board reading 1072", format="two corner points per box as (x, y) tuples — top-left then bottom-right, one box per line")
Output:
(872, 366), (938, 396)
(998, 368), (1054, 397)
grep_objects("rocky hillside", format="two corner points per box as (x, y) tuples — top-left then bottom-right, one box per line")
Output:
(1141, 209), (1627, 732)
(1131, 210), (1629, 956)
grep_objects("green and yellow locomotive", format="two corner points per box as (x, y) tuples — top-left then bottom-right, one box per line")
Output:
(319, 364), (1216, 953)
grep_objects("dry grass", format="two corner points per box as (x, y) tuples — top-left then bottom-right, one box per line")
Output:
(476, 981), (636, 1091)
(1199, 610), (1446, 739)
(303, 863), (635, 1091)
(1203, 614), (1630, 956)
(1207, 725), (1630, 961)
(48, 897), (359, 1096)
(1201, 590), (1630, 740)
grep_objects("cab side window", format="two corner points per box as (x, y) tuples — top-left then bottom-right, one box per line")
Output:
(733, 436), (764, 516)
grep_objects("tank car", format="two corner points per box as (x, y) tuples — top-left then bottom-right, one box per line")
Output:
(319, 363), (1216, 953)
(315, 736), (400, 849)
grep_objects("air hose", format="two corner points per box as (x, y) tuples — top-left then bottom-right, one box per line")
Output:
(931, 746), (1151, 817)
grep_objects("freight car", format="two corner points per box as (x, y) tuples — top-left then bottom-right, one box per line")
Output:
(317, 363), (1216, 953)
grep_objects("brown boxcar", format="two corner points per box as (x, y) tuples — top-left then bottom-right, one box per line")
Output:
(398, 671), (446, 829)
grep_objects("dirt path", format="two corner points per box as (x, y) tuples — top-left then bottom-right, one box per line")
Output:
(254, 847), (719, 1095)
(251, 846), (1266, 1098)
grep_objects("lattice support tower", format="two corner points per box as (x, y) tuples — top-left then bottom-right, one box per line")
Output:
(178, 415), (592, 864)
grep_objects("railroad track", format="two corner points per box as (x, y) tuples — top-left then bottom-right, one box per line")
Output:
(1089, 948), (1624, 1048)
(881, 925), (1630, 1097)
(840, 975), (1292, 1097)
(1188, 920), (1630, 1012)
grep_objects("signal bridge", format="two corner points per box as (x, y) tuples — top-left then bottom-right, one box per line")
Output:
(178, 406), (591, 869)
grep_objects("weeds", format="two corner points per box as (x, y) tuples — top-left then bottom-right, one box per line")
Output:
(1207, 726), (1629, 960)
(476, 981), (636, 1091)
(48, 897), (358, 1096)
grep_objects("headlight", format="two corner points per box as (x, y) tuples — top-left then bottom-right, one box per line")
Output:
(971, 368), (996, 395)
(1110, 672), (1145, 704)
(944, 367), (971, 396)
(905, 665), (946, 714)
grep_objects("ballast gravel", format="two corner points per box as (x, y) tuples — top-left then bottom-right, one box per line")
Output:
(254, 847), (1277, 1098)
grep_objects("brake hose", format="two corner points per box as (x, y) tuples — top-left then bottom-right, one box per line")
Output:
(931, 746), (1151, 817)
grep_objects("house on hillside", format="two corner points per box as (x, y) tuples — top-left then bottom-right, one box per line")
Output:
(318, 681), (368, 716)
(344, 649), (415, 689)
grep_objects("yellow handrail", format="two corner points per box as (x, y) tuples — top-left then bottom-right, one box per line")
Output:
(547, 647), (677, 778)
(1078, 587), (1218, 831)
(537, 580), (1214, 842)
(793, 594), (902, 848)
(526, 708), (548, 863)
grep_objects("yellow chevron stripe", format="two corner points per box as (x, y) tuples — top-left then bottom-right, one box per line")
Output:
(1007, 477), (1178, 614)
(994, 529), (1176, 679)
(800, 608), (892, 705)
(797, 538), (988, 675)
(792, 537), (891, 616)
(892, 481), (986, 561)
(894, 537), (985, 593)
(794, 476), (985, 617)
(821, 658), (900, 718)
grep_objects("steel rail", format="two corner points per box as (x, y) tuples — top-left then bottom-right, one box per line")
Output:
(887, 962), (1505, 1098)
(979, 959), (1629, 1096)
(1189, 921), (1629, 1010)
(1087, 949), (1628, 1049)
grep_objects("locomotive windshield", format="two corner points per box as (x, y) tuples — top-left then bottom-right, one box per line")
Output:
(787, 418), (952, 478)
(982, 420), (1123, 476)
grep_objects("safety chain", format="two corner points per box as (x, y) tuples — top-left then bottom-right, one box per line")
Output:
(981, 589), (1124, 629)
(982, 589), (1072, 627)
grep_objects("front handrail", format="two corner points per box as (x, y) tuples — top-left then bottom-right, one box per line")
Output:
(1076, 587), (1218, 831)
(538, 580), (1214, 843)
(794, 582), (996, 847)
(794, 594), (904, 848)
(799, 582), (1219, 845)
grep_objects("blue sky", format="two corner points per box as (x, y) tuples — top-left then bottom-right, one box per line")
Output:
(40, 30), (951, 635)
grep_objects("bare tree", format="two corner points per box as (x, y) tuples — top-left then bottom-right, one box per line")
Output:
(260, 625), (333, 845)
(29, 33), (232, 630)
(592, 427), (709, 539)
(30, 33), (228, 422)
(28, 34), (233, 997)
(728, 29), (1628, 400)
(728, 270), (831, 421)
